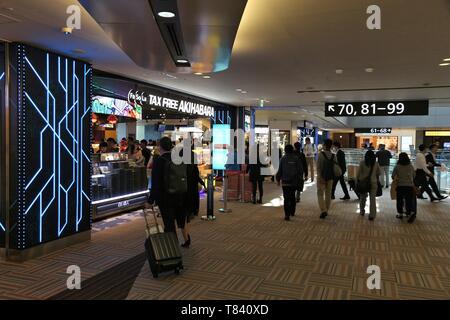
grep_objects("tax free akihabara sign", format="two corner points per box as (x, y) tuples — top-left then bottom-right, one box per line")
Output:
(128, 89), (215, 117)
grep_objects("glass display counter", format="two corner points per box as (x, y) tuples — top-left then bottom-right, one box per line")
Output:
(91, 152), (149, 220)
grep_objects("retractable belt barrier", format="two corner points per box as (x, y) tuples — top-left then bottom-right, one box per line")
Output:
(201, 174), (216, 221)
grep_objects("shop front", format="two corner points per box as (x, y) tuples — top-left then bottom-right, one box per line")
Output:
(354, 128), (416, 154)
(0, 43), (236, 260)
(91, 72), (236, 220)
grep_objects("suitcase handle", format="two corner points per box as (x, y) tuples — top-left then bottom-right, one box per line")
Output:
(142, 206), (162, 234)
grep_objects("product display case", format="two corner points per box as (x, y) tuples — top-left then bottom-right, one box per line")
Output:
(92, 152), (149, 220)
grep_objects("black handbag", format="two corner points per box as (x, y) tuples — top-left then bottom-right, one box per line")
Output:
(356, 164), (374, 194)
(376, 177), (383, 197)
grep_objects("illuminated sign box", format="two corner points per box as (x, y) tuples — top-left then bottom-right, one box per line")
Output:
(425, 131), (450, 137)
(212, 124), (231, 170)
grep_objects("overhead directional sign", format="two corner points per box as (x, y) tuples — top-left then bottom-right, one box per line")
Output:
(354, 128), (392, 135)
(325, 100), (429, 117)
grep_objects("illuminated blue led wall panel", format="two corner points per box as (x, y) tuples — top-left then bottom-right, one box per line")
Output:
(9, 44), (92, 249)
(0, 42), (5, 248)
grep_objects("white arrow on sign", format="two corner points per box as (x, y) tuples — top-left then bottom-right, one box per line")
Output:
(328, 105), (335, 112)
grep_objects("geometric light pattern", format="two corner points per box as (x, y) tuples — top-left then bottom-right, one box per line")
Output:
(12, 44), (92, 249)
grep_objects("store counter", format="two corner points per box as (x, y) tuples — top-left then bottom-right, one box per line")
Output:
(92, 152), (149, 220)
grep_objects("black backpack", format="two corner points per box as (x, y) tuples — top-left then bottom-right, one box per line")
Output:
(321, 152), (335, 181)
(282, 155), (303, 186)
(163, 157), (188, 194)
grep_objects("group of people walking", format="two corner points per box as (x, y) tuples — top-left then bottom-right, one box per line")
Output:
(274, 139), (447, 223)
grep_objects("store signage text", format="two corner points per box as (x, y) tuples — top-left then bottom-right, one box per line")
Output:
(128, 89), (215, 117)
(325, 100), (429, 117)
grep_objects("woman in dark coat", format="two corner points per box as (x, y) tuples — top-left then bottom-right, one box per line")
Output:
(186, 151), (206, 218)
(246, 144), (265, 204)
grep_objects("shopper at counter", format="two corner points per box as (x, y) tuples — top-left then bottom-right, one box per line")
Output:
(128, 141), (144, 165)
(97, 142), (108, 153)
(106, 138), (119, 152)
(140, 140), (151, 166)
(148, 137), (190, 247)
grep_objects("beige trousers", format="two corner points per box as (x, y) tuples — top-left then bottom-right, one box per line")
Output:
(317, 179), (333, 213)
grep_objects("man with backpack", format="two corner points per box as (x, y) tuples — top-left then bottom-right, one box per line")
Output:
(276, 144), (304, 221)
(317, 139), (338, 219)
(148, 137), (190, 246)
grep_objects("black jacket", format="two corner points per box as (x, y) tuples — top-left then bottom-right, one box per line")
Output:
(425, 152), (441, 172)
(336, 149), (347, 174)
(294, 149), (308, 178)
(149, 152), (172, 204)
(276, 153), (303, 187)
(376, 149), (392, 166)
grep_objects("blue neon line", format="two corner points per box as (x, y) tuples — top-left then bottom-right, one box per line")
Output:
(25, 173), (54, 216)
(25, 92), (76, 158)
(0, 222), (5, 232)
(0, 72), (4, 81)
(24, 124), (48, 190)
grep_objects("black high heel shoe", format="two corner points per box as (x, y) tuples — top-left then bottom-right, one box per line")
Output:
(181, 235), (191, 248)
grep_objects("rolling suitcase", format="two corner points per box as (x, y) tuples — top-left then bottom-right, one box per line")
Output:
(142, 208), (183, 278)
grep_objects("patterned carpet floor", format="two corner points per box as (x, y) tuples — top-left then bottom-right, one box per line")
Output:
(1, 180), (449, 300)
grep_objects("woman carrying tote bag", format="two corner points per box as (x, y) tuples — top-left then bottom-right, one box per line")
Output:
(356, 150), (381, 221)
(391, 152), (417, 223)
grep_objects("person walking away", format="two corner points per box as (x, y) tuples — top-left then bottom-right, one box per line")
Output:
(317, 139), (337, 219)
(140, 140), (151, 167)
(186, 150), (206, 219)
(415, 144), (438, 202)
(357, 150), (381, 221)
(148, 137), (190, 246)
(376, 144), (392, 188)
(247, 144), (265, 204)
(294, 142), (308, 203)
(276, 144), (303, 221)
(331, 141), (351, 200)
(304, 137), (316, 182)
(425, 144), (448, 200)
(392, 153), (417, 223)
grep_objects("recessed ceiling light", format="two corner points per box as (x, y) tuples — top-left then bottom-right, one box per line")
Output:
(158, 11), (175, 18)
(443, 58), (450, 62)
(365, 67), (374, 73)
(439, 63), (450, 67)
(241, 91), (247, 94)
(176, 59), (189, 64)
(236, 89), (242, 91)
(202, 75), (211, 79)
(335, 69), (344, 74)
(194, 72), (203, 76)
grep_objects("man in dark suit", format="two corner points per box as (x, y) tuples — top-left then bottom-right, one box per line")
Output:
(331, 141), (350, 200)
(425, 144), (448, 200)
(294, 142), (308, 203)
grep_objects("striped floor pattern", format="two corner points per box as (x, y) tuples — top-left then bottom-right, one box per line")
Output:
(0, 179), (449, 300)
